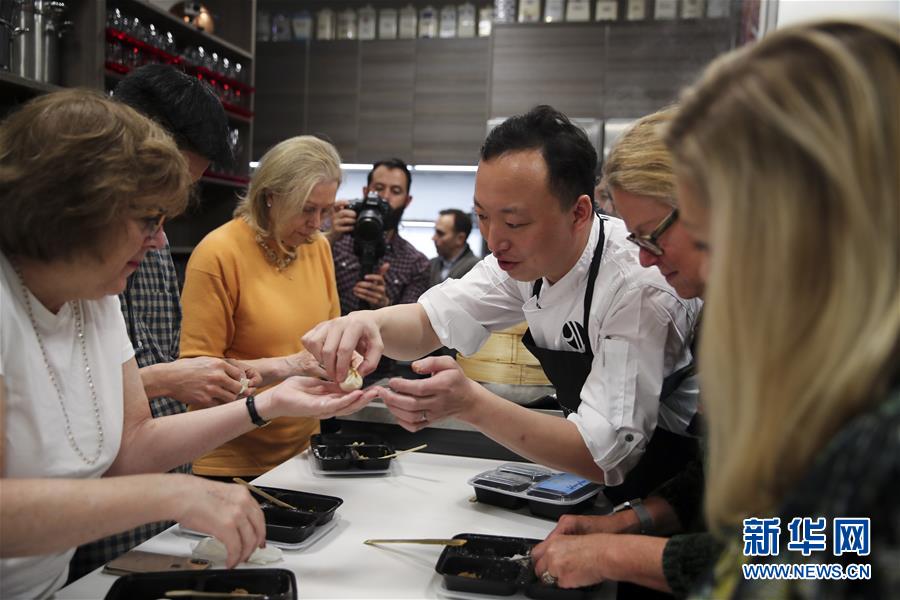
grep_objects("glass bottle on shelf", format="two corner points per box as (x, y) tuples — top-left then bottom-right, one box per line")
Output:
(566, 0), (592, 22)
(518, 0), (541, 23)
(418, 6), (437, 38)
(399, 4), (418, 39)
(626, 0), (647, 20)
(379, 7), (398, 39)
(595, 0), (618, 20)
(654, 0), (678, 19)
(271, 13), (292, 41)
(493, 0), (515, 24)
(256, 10), (271, 42)
(681, 0), (704, 19)
(337, 8), (357, 40)
(358, 5), (377, 40)
(544, 0), (566, 23)
(478, 6), (493, 36)
(291, 11), (313, 41)
(439, 5), (457, 38)
(316, 8), (336, 40)
(457, 2), (476, 37)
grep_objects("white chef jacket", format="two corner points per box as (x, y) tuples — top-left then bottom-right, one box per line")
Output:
(419, 215), (701, 485)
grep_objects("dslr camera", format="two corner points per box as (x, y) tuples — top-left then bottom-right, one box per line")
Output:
(349, 190), (391, 277)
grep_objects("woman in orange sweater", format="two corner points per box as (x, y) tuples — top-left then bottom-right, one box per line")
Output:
(181, 136), (364, 477)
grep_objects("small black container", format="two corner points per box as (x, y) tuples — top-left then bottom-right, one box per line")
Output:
(526, 496), (597, 520)
(312, 444), (352, 470)
(435, 533), (598, 600)
(352, 443), (393, 470)
(470, 466), (602, 521)
(254, 486), (343, 544)
(104, 568), (297, 600)
(310, 433), (395, 472)
(440, 555), (521, 596)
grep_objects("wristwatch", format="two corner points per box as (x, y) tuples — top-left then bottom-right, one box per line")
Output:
(612, 498), (653, 534)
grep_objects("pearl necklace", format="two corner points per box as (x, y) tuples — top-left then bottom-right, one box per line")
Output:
(255, 233), (296, 271)
(16, 269), (104, 466)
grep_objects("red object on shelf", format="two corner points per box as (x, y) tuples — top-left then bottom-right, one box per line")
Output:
(106, 27), (181, 65)
(106, 27), (254, 94)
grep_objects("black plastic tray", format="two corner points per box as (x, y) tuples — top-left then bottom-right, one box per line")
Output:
(104, 568), (297, 600)
(254, 486), (342, 544)
(310, 433), (395, 471)
(435, 533), (596, 600)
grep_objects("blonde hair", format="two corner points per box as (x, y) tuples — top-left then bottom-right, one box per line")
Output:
(604, 107), (679, 209)
(667, 19), (900, 532)
(236, 135), (341, 255)
(0, 89), (190, 262)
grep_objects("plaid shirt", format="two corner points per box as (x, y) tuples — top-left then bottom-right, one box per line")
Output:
(68, 245), (189, 583)
(332, 232), (431, 314)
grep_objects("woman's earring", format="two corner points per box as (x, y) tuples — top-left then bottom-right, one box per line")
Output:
(266, 200), (272, 208)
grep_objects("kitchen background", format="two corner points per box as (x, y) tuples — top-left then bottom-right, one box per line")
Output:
(1, 0), (897, 269)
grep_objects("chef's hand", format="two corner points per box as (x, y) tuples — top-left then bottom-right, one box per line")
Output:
(283, 349), (328, 380)
(531, 533), (610, 589)
(173, 475), (266, 568)
(326, 200), (356, 244)
(376, 355), (479, 432)
(302, 313), (385, 385)
(262, 376), (372, 419)
(352, 262), (391, 308)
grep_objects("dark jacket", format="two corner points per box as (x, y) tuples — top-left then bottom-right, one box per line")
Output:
(429, 244), (480, 287)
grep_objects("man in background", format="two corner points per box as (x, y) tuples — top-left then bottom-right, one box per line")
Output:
(429, 208), (480, 287)
(327, 158), (430, 380)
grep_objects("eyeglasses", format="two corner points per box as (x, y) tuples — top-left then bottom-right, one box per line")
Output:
(626, 208), (678, 256)
(136, 212), (166, 238)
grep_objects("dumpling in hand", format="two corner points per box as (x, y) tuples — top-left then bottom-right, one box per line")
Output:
(340, 366), (363, 391)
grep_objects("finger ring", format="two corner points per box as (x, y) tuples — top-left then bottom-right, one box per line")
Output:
(541, 571), (558, 586)
(420, 410), (428, 423)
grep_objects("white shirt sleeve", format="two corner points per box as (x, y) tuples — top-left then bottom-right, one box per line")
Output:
(97, 294), (136, 365)
(571, 282), (691, 486)
(418, 256), (531, 356)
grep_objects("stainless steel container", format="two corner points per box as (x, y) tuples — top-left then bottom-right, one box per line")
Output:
(11, 0), (69, 84)
(0, 0), (20, 72)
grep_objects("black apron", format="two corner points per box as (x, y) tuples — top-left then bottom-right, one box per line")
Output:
(521, 220), (699, 503)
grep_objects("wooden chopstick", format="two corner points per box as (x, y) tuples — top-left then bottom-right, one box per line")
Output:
(373, 443), (428, 460)
(364, 538), (467, 546)
(232, 477), (297, 511)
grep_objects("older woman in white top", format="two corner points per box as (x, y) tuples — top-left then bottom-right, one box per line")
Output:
(0, 90), (370, 599)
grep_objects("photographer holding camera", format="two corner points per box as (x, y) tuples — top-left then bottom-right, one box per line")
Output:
(328, 158), (430, 316)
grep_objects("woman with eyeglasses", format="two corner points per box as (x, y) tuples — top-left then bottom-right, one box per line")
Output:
(178, 135), (360, 480)
(667, 18), (899, 598)
(530, 108), (716, 598)
(0, 90), (368, 599)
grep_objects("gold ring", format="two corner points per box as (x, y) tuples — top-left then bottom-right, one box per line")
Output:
(541, 571), (558, 586)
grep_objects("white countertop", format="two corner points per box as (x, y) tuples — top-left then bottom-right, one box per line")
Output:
(56, 451), (613, 599)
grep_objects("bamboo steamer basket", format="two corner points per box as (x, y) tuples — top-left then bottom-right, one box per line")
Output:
(456, 322), (551, 387)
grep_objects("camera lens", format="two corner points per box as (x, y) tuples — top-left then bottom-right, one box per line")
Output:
(355, 208), (383, 242)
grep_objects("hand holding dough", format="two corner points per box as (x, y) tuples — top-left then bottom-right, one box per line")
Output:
(338, 352), (365, 391)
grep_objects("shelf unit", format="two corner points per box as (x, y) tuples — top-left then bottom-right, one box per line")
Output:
(0, 0), (257, 281)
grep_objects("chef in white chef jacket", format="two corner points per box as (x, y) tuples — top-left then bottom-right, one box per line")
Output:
(305, 105), (701, 500)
